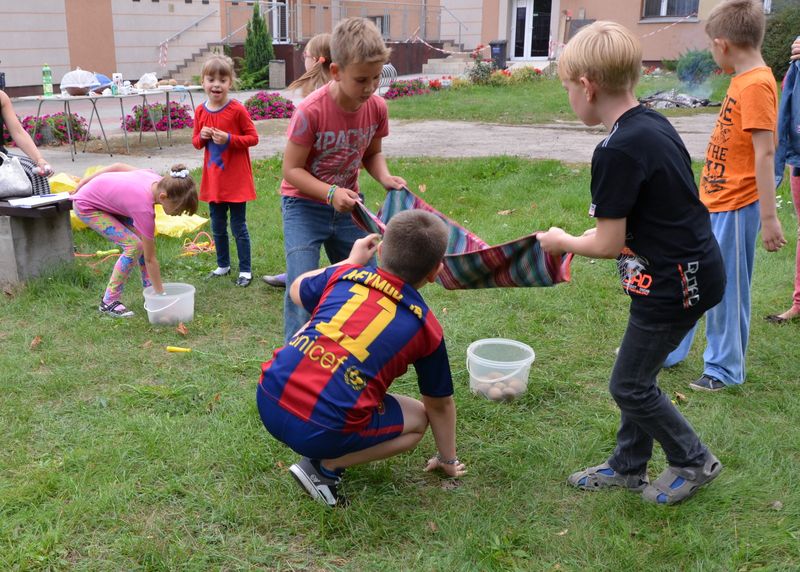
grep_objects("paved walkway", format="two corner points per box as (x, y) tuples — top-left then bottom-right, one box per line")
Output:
(11, 88), (718, 177)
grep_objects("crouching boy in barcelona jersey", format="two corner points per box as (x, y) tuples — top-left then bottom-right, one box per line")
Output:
(257, 210), (466, 507)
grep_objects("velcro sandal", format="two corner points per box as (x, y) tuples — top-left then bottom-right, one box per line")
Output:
(641, 453), (722, 505)
(567, 461), (649, 492)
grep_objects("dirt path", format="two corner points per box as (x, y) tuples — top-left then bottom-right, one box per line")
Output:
(43, 113), (718, 176)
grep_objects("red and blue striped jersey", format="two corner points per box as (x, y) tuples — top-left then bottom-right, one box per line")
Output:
(259, 264), (453, 432)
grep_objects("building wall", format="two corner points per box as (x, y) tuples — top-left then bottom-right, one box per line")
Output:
(558, 0), (724, 61)
(65, 0), (117, 78)
(111, 0), (222, 81)
(441, 0), (483, 49)
(0, 0), (70, 90)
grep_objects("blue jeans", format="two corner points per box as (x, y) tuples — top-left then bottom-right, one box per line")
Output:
(209, 202), (251, 273)
(608, 314), (709, 474)
(663, 202), (759, 385)
(282, 196), (370, 342)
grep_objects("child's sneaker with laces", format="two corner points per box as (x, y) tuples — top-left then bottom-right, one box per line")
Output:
(289, 457), (344, 507)
(99, 300), (134, 318)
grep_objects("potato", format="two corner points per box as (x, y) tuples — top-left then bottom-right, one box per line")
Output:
(502, 386), (519, 400)
(486, 386), (503, 401)
(507, 378), (526, 392)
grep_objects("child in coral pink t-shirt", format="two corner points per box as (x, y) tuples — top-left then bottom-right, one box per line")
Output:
(279, 18), (406, 341)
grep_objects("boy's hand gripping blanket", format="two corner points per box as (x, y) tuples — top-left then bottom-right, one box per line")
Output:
(351, 188), (573, 290)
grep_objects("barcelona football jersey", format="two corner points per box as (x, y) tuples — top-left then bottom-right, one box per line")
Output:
(259, 264), (453, 432)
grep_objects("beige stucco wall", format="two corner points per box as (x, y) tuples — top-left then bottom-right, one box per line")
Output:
(0, 0), (70, 88)
(111, 0), (222, 80)
(559, 0), (718, 61)
(441, 0), (484, 49)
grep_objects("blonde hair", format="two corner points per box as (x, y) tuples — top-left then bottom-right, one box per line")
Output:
(330, 17), (391, 68)
(558, 21), (641, 94)
(705, 0), (765, 49)
(381, 211), (448, 285)
(158, 163), (198, 215)
(289, 33), (332, 96)
(201, 54), (235, 81)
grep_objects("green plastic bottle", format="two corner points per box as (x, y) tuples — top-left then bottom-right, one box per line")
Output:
(42, 64), (53, 97)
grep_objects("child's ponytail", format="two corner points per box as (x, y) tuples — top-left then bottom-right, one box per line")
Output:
(289, 33), (332, 97)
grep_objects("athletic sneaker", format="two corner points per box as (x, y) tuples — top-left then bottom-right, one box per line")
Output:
(261, 274), (286, 288)
(689, 374), (727, 392)
(289, 457), (343, 507)
(99, 300), (134, 318)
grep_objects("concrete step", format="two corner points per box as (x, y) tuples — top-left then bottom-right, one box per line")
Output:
(167, 43), (224, 83)
(421, 60), (472, 75)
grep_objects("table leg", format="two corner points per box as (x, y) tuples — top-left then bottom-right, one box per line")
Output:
(119, 98), (130, 154)
(63, 100), (75, 162)
(141, 94), (162, 149)
(89, 99), (113, 157)
(30, 100), (44, 142)
(81, 101), (97, 153)
(166, 92), (172, 146)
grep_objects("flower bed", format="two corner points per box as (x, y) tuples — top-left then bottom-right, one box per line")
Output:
(123, 102), (193, 133)
(384, 78), (430, 100)
(4, 112), (90, 146)
(244, 91), (295, 120)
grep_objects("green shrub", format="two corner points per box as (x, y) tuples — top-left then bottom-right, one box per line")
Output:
(467, 60), (494, 85)
(508, 66), (544, 84)
(676, 49), (719, 85)
(763, 4), (800, 80)
(241, 2), (273, 89)
(661, 59), (678, 72)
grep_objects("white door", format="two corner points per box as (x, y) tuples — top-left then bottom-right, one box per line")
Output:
(511, 0), (552, 59)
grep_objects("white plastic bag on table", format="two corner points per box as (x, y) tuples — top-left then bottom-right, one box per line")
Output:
(60, 68), (99, 96)
(135, 72), (159, 90)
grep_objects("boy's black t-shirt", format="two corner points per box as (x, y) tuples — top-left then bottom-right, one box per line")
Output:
(590, 105), (724, 322)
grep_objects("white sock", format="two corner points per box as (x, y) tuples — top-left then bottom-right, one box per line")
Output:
(239, 272), (252, 279)
(212, 266), (230, 276)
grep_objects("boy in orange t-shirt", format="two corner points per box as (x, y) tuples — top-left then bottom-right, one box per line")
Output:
(664, 0), (786, 390)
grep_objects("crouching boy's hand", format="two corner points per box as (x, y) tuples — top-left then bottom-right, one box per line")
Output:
(346, 234), (381, 266)
(425, 454), (467, 478)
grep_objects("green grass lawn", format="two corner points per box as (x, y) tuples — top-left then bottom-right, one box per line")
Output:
(386, 73), (731, 124)
(2, 155), (798, 570)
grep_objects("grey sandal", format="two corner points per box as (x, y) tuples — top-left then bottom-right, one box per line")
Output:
(641, 453), (722, 505)
(567, 462), (649, 492)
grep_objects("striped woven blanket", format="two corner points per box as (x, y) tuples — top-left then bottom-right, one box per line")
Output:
(351, 188), (573, 290)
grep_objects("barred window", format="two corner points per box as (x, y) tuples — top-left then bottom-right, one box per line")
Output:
(642, 0), (698, 18)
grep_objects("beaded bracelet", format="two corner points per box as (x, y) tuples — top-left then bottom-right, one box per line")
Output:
(435, 452), (460, 465)
(326, 184), (338, 205)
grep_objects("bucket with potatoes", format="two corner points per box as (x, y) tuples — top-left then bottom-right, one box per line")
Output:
(466, 338), (535, 402)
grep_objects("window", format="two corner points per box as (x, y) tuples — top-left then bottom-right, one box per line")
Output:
(642, 0), (698, 18)
(366, 15), (390, 39)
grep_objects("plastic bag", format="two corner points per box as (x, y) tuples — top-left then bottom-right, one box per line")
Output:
(135, 72), (159, 90)
(60, 68), (99, 95)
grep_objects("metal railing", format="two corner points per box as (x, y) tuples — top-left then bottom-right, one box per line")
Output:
(441, 5), (468, 48)
(159, 8), (220, 49)
(222, 1), (447, 45)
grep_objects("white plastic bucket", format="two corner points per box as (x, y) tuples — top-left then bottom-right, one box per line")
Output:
(466, 338), (535, 401)
(143, 282), (195, 325)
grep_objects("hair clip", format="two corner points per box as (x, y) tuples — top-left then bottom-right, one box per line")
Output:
(170, 169), (189, 178)
(318, 56), (326, 64)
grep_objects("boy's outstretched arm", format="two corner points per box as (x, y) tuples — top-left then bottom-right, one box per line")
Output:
(361, 137), (407, 191)
(537, 218), (626, 259)
(288, 234), (381, 306)
(422, 395), (466, 478)
(752, 129), (786, 252)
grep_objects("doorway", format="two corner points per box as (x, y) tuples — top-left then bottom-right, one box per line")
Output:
(511, 0), (552, 59)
